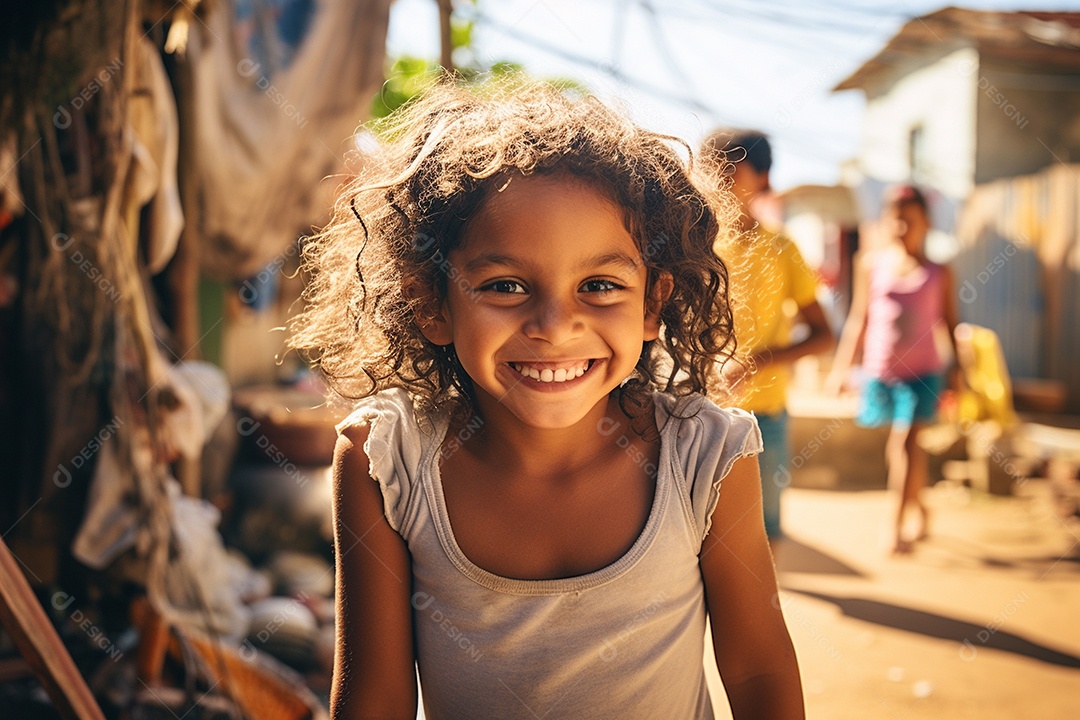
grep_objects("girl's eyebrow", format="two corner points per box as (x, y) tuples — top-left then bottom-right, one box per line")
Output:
(588, 251), (644, 274)
(462, 251), (642, 274)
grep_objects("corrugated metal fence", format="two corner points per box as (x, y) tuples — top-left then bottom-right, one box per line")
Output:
(954, 164), (1080, 411)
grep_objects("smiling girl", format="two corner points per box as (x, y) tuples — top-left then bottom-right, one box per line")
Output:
(289, 79), (803, 720)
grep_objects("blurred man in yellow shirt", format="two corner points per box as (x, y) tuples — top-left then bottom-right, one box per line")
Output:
(703, 129), (834, 539)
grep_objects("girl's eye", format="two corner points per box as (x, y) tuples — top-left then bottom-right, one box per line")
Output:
(580, 279), (623, 294)
(482, 280), (527, 294)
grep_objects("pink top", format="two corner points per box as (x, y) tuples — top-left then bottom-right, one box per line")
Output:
(862, 258), (945, 382)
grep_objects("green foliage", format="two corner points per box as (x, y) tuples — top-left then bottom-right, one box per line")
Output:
(370, 56), (442, 120)
(450, 17), (474, 54)
(370, 15), (479, 121)
(370, 7), (587, 122)
(544, 75), (591, 98)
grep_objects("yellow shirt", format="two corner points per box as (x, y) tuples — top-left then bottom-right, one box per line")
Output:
(724, 229), (820, 415)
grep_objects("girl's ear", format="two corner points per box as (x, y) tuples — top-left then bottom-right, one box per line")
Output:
(405, 280), (454, 346)
(419, 305), (454, 346)
(643, 271), (674, 341)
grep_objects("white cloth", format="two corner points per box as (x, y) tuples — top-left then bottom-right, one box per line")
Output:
(129, 36), (184, 274)
(337, 389), (762, 720)
(185, 0), (392, 278)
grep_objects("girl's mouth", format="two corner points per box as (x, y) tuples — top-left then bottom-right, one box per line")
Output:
(507, 359), (596, 384)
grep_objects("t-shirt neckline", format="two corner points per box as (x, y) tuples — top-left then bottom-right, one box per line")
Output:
(421, 398), (677, 596)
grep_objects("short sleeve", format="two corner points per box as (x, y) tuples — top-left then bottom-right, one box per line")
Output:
(665, 395), (763, 547)
(781, 236), (820, 310)
(335, 388), (426, 534)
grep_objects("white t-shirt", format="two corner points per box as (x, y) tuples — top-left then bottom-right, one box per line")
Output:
(337, 388), (762, 720)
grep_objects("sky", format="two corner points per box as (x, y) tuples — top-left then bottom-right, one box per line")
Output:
(386, 0), (1080, 191)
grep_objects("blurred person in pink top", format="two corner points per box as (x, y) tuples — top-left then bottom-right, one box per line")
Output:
(827, 185), (960, 554)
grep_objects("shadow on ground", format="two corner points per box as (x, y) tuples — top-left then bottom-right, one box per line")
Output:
(773, 537), (868, 577)
(787, 588), (1080, 669)
(922, 534), (1080, 575)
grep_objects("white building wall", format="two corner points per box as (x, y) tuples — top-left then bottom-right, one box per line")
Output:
(974, 58), (1080, 184)
(856, 47), (979, 204)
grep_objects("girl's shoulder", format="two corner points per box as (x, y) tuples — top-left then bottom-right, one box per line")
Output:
(335, 388), (443, 534)
(860, 245), (899, 268)
(336, 387), (425, 433)
(925, 259), (950, 277)
(653, 392), (762, 472)
(653, 391), (755, 427)
(652, 392), (764, 544)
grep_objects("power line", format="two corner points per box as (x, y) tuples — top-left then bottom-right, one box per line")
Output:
(610, 0), (631, 71)
(470, 9), (735, 123)
(467, 3), (944, 168)
(638, 0), (702, 103)
(686, 0), (911, 38)
(478, 14), (862, 166)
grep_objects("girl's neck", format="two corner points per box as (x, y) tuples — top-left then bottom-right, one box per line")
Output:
(457, 392), (641, 479)
(888, 241), (927, 264)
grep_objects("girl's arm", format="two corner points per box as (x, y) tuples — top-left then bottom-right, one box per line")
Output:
(700, 456), (805, 720)
(939, 264), (963, 392)
(331, 424), (417, 720)
(824, 251), (872, 394)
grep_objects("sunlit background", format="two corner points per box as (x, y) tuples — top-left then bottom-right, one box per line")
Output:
(2, 2), (1079, 719)
(389, 0), (1080, 189)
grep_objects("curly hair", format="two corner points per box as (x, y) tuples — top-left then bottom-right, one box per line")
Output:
(287, 77), (740, 422)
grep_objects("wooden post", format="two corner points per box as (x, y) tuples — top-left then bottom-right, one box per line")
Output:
(168, 42), (203, 363)
(169, 44), (204, 498)
(437, 0), (454, 71)
(0, 535), (105, 720)
(131, 596), (170, 687)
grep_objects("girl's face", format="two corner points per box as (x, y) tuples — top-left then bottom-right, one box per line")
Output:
(885, 201), (930, 256)
(420, 174), (666, 430)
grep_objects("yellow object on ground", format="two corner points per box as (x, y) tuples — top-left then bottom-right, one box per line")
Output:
(954, 323), (1017, 428)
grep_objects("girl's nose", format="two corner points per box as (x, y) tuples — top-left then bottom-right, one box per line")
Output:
(522, 295), (585, 345)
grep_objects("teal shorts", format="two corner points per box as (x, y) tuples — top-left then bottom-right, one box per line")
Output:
(856, 374), (943, 429)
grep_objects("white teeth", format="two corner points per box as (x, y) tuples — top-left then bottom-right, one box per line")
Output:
(510, 360), (591, 383)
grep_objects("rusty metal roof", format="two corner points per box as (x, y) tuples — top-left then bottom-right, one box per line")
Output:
(834, 6), (1080, 93)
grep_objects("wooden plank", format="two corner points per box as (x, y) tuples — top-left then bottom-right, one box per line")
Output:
(0, 655), (34, 683)
(0, 535), (105, 720)
(1016, 423), (1080, 462)
(131, 595), (169, 687)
